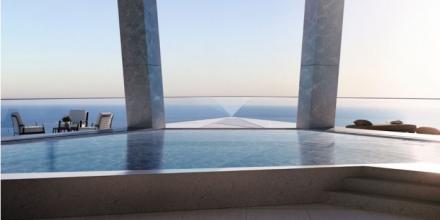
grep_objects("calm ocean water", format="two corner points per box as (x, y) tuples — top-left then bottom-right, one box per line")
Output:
(1, 97), (439, 137)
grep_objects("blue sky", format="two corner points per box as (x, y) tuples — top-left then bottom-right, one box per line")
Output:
(2, 0), (440, 98)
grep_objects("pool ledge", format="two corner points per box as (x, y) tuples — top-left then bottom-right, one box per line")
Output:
(330, 127), (440, 142)
(2, 163), (440, 180)
(2, 163), (440, 220)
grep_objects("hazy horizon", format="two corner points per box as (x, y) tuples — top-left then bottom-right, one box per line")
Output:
(2, 96), (440, 100)
(2, 0), (440, 99)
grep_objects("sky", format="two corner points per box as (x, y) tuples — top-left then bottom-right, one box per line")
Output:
(1, 0), (440, 99)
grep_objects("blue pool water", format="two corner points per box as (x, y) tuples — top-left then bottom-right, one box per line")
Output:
(1, 97), (440, 137)
(2, 129), (440, 173)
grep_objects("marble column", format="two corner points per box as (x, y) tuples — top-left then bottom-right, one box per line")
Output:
(118, 0), (165, 129)
(297, 0), (345, 129)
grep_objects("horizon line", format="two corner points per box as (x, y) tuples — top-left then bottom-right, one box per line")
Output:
(1, 96), (440, 101)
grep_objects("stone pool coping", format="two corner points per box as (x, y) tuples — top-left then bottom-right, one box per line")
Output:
(331, 127), (440, 142)
(3, 163), (440, 180)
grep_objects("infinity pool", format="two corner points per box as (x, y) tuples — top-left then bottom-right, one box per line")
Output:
(2, 130), (440, 173)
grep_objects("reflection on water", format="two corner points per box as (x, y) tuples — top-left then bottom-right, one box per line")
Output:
(126, 131), (164, 170)
(298, 131), (335, 165)
(46, 141), (56, 171)
(2, 130), (439, 173)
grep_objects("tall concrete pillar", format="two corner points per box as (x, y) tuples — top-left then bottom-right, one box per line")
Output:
(297, 0), (345, 129)
(118, 0), (165, 129)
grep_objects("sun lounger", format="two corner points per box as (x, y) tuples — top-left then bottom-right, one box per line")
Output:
(11, 112), (45, 135)
(346, 120), (417, 133)
(80, 112), (114, 131)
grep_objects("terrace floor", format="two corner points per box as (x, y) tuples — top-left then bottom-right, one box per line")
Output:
(167, 117), (296, 128)
(45, 204), (418, 220)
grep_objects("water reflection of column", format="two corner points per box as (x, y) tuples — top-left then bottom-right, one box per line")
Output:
(298, 131), (335, 165)
(126, 131), (164, 170)
(46, 141), (56, 172)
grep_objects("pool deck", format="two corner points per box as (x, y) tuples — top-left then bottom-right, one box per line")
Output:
(167, 117), (297, 128)
(40, 204), (419, 220)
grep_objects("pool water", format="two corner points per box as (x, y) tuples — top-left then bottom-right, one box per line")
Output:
(2, 130), (440, 173)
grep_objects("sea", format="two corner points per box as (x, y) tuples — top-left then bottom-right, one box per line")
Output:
(1, 97), (439, 137)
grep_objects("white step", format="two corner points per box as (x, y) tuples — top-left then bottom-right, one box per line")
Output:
(363, 167), (440, 186)
(327, 191), (440, 220)
(343, 177), (440, 202)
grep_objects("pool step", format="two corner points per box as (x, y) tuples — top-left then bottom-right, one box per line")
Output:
(363, 167), (440, 185)
(326, 169), (440, 219)
(327, 190), (440, 220)
(342, 177), (440, 202)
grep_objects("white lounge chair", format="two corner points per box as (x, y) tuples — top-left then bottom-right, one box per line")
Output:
(80, 112), (114, 131)
(11, 112), (45, 135)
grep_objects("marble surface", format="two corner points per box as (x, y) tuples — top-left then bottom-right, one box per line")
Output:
(301, 0), (345, 66)
(331, 127), (440, 142)
(297, 0), (345, 129)
(3, 165), (438, 219)
(118, 0), (165, 129)
(297, 65), (340, 128)
(327, 191), (439, 219)
(342, 177), (440, 202)
(1, 166), (361, 219)
(327, 166), (440, 219)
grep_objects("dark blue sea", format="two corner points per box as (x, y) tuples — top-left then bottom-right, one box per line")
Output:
(1, 97), (439, 137)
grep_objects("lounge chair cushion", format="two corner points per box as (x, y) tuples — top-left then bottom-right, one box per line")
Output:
(69, 123), (80, 129)
(416, 127), (440, 135)
(346, 124), (417, 133)
(390, 120), (403, 125)
(79, 127), (97, 131)
(353, 119), (373, 126)
(22, 126), (45, 134)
